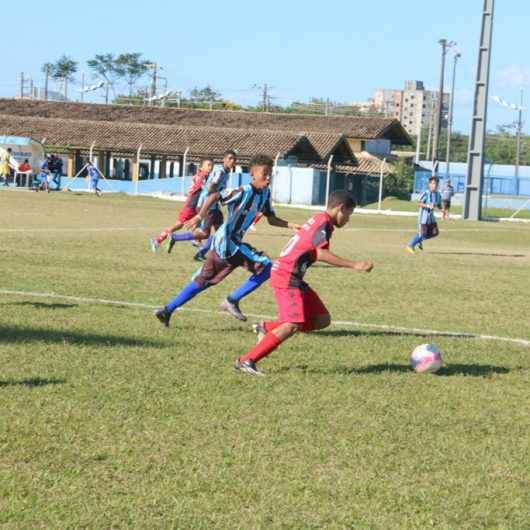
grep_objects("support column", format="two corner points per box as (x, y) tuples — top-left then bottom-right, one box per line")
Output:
(464, 0), (495, 220)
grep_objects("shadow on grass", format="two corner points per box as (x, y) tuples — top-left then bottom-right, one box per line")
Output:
(318, 329), (475, 340)
(0, 377), (66, 388)
(0, 324), (164, 348)
(279, 363), (510, 377)
(430, 251), (526, 258)
(5, 301), (78, 309)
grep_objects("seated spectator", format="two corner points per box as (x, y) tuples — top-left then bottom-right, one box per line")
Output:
(19, 159), (32, 173)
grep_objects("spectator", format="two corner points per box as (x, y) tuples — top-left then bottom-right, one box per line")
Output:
(441, 180), (455, 220)
(18, 159), (31, 173)
(36, 157), (50, 193)
(1, 147), (13, 186)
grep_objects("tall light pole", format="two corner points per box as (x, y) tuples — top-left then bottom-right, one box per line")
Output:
(463, 0), (495, 221)
(445, 51), (461, 180)
(432, 39), (456, 166)
(492, 91), (525, 189)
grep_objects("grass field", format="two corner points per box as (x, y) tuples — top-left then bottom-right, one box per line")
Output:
(1, 189), (529, 529)
(365, 197), (530, 220)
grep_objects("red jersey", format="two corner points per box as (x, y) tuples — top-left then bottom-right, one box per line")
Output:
(185, 170), (209, 209)
(271, 212), (334, 288)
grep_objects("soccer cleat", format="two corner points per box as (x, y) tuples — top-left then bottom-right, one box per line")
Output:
(154, 307), (171, 328)
(167, 237), (176, 254)
(417, 242), (424, 251)
(406, 245), (416, 255)
(221, 299), (247, 322)
(234, 358), (265, 376)
(252, 322), (266, 343)
(149, 238), (160, 253)
(193, 251), (206, 262)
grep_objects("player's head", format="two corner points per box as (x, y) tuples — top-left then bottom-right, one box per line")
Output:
(249, 154), (273, 190)
(7, 148), (11, 153)
(200, 157), (213, 173)
(326, 190), (356, 228)
(428, 176), (439, 191)
(223, 150), (237, 170)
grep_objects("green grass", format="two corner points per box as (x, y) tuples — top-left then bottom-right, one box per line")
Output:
(365, 197), (530, 219)
(1, 189), (529, 529)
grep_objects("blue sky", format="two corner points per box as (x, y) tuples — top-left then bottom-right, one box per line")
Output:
(3, 0), (529, 133)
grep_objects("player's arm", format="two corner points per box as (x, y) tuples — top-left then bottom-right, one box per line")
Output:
(316, 248), (373, 272)
(266, 214), (301, 231)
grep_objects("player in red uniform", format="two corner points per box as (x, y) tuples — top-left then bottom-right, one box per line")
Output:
(149, 158), (213, 252)
(235, 191), (374, 376)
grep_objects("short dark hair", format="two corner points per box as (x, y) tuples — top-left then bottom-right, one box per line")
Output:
(327, 190), (356, 210)
(429, 176), (439, 183)
(223, 149), (237, 158)
(249, 154), (274, 170)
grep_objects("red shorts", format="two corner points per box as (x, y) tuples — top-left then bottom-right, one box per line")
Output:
(178, 206), (197, 223)
(273, 284), (328, 324)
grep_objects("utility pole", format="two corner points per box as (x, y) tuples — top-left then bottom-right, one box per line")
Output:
(262, 83), (269, 112)
(150, 63), (158, 106)
(81, 72), (85, 102)
(445, 51), (461, 180)
(432, 39), (456, 166)
(464, 0), (495, 221)
(515, 88), (524, 179)
(426, 96), (435, 160)
(44, 65), (49, 100)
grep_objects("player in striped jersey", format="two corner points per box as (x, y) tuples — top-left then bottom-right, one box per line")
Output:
(407, 176), (442, 254)
(164, 150), (236, 260)
(235, 191), (373, 376)
(153, 154), (300, 327)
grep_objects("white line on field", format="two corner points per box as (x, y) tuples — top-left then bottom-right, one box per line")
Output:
(0, 227), (152, 233)
(1, 288), (529, 348)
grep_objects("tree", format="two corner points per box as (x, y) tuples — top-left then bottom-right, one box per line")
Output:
(116, 53), (151, 96)
(190, 85), (221, 102)
(384, 161), (414, 199)
(41, 62), (54, 100)
(51, 55), (78, 100)
(87, 53), (124, 104)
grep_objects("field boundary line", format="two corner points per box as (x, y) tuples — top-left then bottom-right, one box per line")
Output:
(1, 288), (529, 348)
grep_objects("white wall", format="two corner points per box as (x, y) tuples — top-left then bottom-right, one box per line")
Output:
(272, 165), (318, 204)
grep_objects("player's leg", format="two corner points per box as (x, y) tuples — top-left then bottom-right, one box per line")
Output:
(407, 224), (426, 253)
(221, 245), (272, 322)
(151, 205), (195, 252)
(154, 251), (235, 327)
(235, 287), (307, 376)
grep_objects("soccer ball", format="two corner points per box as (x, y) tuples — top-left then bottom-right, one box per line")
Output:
(410, 344), (443, 373)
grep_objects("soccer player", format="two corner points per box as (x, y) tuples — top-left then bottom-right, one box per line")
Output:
(87, 161), (102, 197)
(234, 191), (373, 376)
(407, 176), (442, 254)
(441, 179), (454, 220)
(149, 158), (213, 252)
(165, 150), (237, 260)
(154, 154), (300, 326)
(36, 156), (50, 192)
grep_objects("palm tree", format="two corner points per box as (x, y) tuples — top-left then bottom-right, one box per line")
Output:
(51, 55), (78, 100)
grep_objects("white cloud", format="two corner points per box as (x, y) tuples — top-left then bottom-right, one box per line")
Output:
(496, 65), (530, 88)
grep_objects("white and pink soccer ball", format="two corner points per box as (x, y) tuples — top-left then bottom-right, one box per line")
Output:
(410, 344), (443, 373)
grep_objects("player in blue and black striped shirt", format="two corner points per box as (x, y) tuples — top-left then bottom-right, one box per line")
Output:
(153, 154), (300, 327)
(407, 176), (442, 254)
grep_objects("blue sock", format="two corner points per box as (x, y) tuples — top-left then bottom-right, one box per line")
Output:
(171, 231), (195, 242)
(409, 233), (423, 248)
(197, 236), (213, 257)
(165, 281), (206, 314)
(227, 263), (271, 304)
